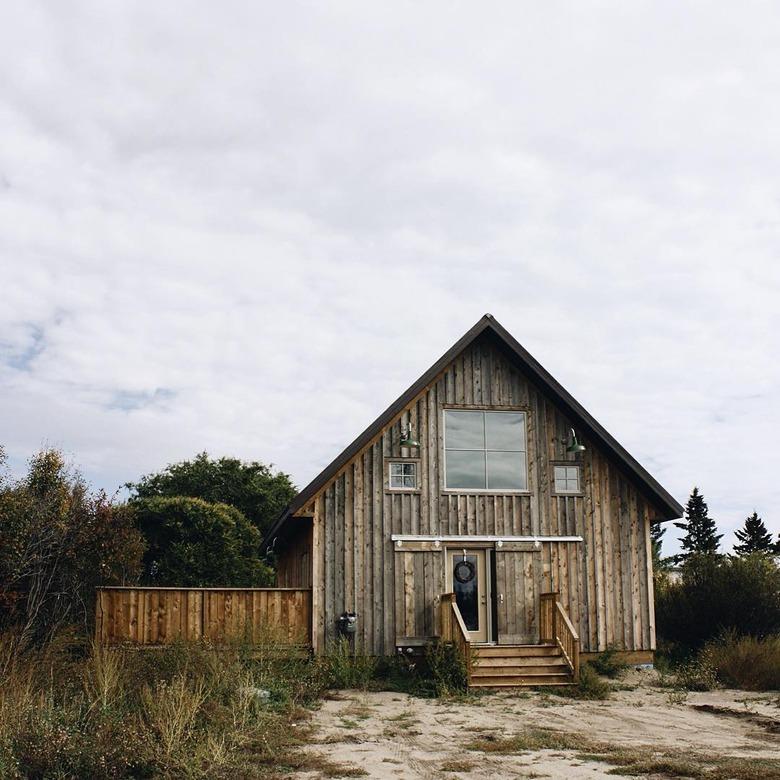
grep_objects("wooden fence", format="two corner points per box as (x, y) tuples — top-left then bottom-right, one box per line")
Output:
(95, 587), (312, 647)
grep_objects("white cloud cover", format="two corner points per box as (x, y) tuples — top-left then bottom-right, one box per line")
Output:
(1, 2), (779, 554)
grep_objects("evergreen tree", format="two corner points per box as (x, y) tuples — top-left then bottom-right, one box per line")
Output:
(650, 521), (671, 571)
(733, 511), (774, 556)
(673, 487), (722, 562)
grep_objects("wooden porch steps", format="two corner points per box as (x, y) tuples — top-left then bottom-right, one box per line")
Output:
(469, 643), (574, 688)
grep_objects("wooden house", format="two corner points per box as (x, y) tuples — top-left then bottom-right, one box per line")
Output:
(264, 314), (682, 686)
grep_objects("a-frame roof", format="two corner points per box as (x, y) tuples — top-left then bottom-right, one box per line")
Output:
(264, 314), (682, 548)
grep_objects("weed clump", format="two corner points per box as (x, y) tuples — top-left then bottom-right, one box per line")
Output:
(425, 640), (469, 697)
(705, 633), (780, 691)
(588, 646), (628, 678)
(321, 637), (377, 690)
(536, 664), (610, 701)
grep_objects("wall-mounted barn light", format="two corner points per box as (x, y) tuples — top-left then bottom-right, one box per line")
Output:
(565, 428), (586, 454)
(400, 422), (420, 449)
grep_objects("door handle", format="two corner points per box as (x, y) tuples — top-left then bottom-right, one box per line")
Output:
(498, 593), (504, 605)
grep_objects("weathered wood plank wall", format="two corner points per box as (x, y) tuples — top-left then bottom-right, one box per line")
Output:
(276, 522), (313, 588)
(299, 333), (663, 655)
(95, 587), (311, 646)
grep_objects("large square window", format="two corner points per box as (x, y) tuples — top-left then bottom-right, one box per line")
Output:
(444, 410), (527, 491)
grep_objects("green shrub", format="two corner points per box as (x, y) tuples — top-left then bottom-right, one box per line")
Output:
(705, 633), (780, 691)
(588, 646), (628, 678)
(569, 664), (611, 700)
(322, 637), (377, 689)
(132, 495), (273, 586)
(656, 554), (780, 651)
(425, 640), (469, 697)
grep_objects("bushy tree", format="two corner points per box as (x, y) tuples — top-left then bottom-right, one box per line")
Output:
(733, 511), (775, 556)
(0, 448), (144, 647)
(127, 452), (296, 536)
(132, 496), (273, 586)
(673, 487), (722, 562)
(656, 553), (780, 652)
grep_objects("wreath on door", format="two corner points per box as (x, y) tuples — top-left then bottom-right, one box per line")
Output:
(454, 559), (476, 584)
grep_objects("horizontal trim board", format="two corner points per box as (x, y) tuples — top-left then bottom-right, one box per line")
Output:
(391, 534), (583, 544)
(95, 586), (312, 592)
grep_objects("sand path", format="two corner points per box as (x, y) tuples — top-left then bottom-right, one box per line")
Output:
(295, 672), (780, 779)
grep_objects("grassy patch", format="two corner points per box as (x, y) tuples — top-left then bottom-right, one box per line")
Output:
(535, 664), (610, 700)
(441, 757), (478, 772)
(465, 726), (599, 754)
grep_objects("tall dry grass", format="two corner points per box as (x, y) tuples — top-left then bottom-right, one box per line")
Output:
(0, 628), (330, 779)
(705, 633), (780, 691)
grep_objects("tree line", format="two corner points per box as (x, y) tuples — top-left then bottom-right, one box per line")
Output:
(0, 446), (295, 648)
(652, 486), (780, 654)
(652, 485), (778, 567)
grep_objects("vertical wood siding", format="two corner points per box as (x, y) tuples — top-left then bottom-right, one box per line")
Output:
(301, 334), (663, 655)
(275, 522), (313, 588)
(95, 588), (312, 645)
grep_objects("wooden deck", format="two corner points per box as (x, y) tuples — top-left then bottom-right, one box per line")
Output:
(95, 586), (312, 647)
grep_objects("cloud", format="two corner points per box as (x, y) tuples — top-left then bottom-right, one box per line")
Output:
(1, 1), (778, 553)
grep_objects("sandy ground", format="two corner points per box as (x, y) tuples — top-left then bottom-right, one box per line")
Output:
(295, 671), (780, 779)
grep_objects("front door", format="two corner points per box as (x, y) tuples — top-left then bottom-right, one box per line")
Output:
(448, 548), (489, 643)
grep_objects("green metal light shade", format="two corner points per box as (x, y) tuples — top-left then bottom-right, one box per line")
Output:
(400, 423), (420, 448)
(566, 428), (586, 454)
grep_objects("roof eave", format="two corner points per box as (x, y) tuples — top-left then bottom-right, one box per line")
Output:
(263, 314), (682, 547)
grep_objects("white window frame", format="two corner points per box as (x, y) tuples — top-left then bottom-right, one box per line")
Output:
(387, 460), (419, 491)
(442, 408), (529, 493)
(553, 464), (581, 495)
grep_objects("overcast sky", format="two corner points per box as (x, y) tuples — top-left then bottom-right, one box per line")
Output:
(2, 3), (779, 555)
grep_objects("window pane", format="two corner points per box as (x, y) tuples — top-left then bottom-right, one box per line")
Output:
(452, 554), (479, 631)
(487, 450), (527, 490)
(555, 477), (567, 492)
(485, 412), (526, 451)
(390, 475), (403, 488)
(566, 479), (578, 491)
(445, 450), (486, 489)
(445, 410), (485, 449)
(403, 475), (416, 487)
(390, 463), (403, 476)
(403, 464), (416, 476)
(566, 467), (579, 480)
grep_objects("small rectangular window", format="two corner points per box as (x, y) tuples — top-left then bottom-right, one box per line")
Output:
(389, 461), (417, 490)
(553, 465), (581, 494)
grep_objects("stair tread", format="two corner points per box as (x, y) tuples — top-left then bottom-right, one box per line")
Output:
(474, 656), (565, 667)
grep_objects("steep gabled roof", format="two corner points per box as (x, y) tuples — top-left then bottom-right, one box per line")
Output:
(264, 314), (682, 548)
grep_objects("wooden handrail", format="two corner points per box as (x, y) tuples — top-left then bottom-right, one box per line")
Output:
(439, 593), (472, 676)
(539, 591), (580, 681)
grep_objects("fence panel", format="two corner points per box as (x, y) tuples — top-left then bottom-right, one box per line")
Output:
(96, 587), (312, 646)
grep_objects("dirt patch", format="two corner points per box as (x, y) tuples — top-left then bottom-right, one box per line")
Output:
(692, 703), (780, 735)
(293, 676), (780, 779)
